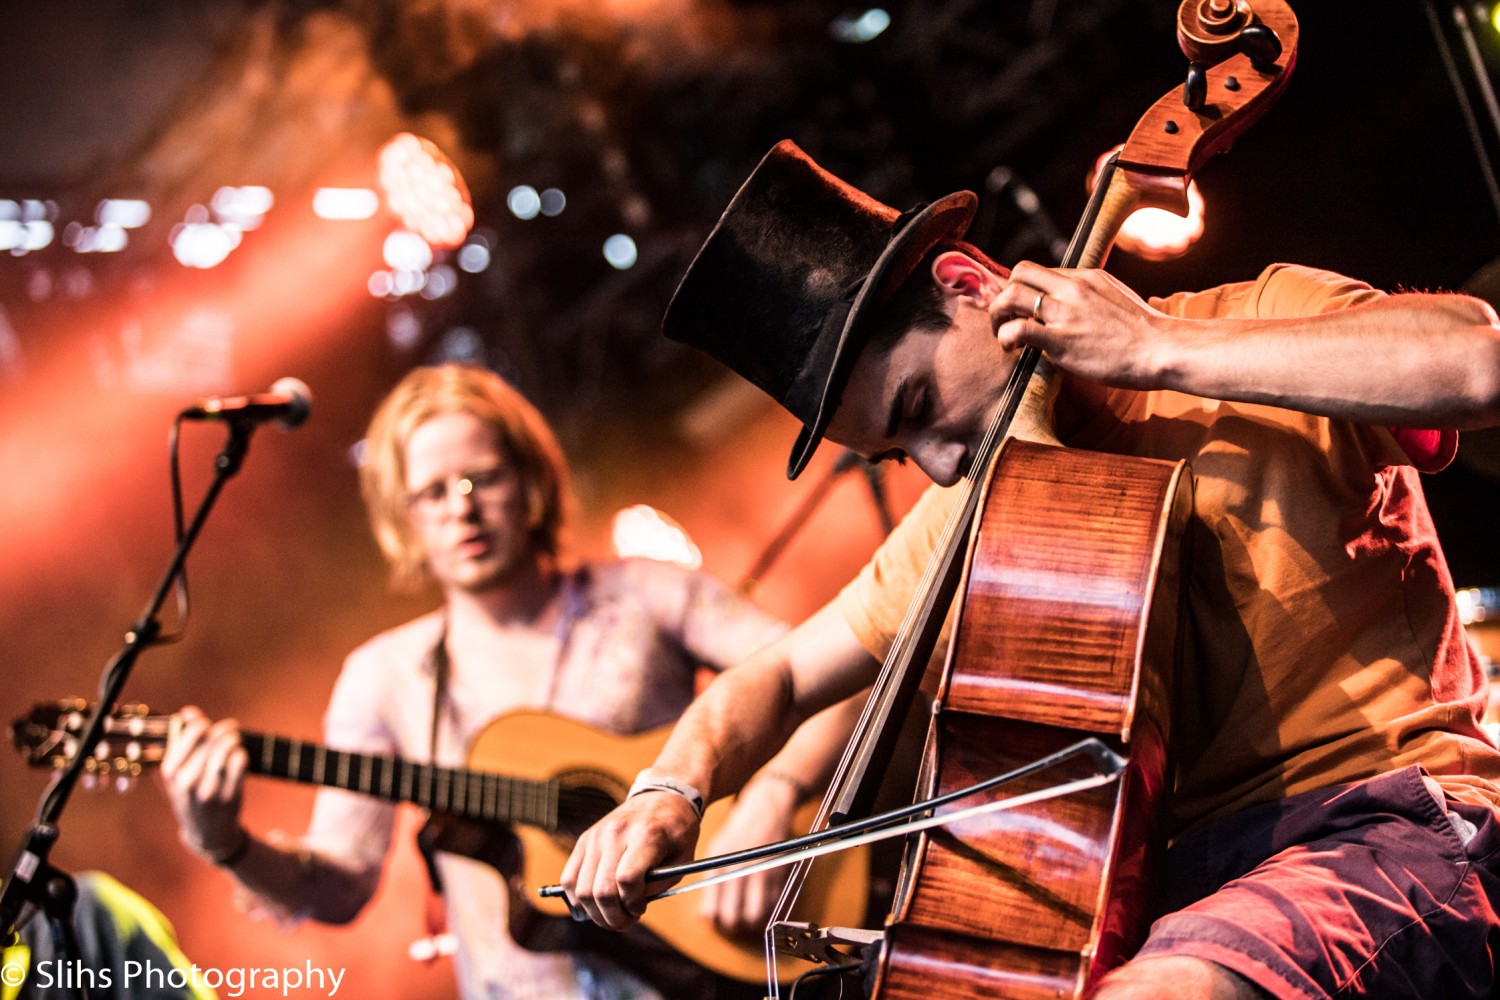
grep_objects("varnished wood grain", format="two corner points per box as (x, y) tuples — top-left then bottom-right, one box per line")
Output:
(876, 440), (1190, 998)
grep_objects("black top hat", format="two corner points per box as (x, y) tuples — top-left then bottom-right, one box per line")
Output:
(663, 140), (977, 478)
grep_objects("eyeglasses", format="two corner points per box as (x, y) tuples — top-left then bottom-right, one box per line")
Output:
(405, 465), (515, 516)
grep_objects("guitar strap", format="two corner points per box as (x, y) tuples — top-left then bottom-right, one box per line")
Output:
(429, 611), (450, 765)
(417, 614), (451, 901)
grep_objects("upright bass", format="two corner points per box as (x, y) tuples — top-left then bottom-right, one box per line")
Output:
(755, 3), (1302, 997)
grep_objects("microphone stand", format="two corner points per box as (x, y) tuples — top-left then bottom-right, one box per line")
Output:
(0, 417), (259, 986)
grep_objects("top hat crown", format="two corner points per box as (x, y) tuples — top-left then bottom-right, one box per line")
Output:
(663, 140), (977, 478)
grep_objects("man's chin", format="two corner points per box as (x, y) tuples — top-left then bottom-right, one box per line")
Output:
(448, 559), (514, 593)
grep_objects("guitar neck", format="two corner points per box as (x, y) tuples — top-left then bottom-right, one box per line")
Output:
(240, 731), (562, 831)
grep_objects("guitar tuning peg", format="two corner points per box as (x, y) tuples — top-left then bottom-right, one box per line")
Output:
(114, 773), (136, 793)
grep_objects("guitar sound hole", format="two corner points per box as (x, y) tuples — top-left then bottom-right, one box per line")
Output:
(555, 770), (623, 842)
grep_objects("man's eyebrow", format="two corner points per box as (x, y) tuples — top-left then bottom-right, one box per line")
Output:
(884, 374), (908, 440)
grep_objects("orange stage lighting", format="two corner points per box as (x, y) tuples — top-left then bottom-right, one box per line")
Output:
(377, 133), (474, 250)
(611, 504), (703, 569)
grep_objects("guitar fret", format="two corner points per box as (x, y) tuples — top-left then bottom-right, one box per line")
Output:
(336, 748), (350, 790)
(419, 763), (432, 809)
(358, 753), (370, 795)
(288, 738), (303, 781)
(382, 756), (393, 800)
(453, 768), (466, 815)
(261, 736), (274, 773)
(313, 743), (327, 784)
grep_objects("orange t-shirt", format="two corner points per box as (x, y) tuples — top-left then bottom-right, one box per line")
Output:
(836, 263), (1500, 837)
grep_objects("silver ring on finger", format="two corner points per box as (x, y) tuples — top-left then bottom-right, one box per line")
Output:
(1032, 290), (1047, 324)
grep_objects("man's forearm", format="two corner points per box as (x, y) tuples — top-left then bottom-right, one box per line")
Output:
(650, 602), (879, 805)
(1161, 293), (1500, 429)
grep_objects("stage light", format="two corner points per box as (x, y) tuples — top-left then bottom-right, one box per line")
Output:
(603, 233), (637, 269)
(611, 505), (703, 570)
(387, 305), (422, 350)
(21, 200), (53, 223)
(211, 186), (273, 230)
(171, 219), (240, 269)
(830, 8), (891, 43)
(97, 199), (151, 229)
(421, 265), (457, 300)
(378, 132), (473, 248)
(383, 230), (433, 272)
(1092, 147), (1205, 261)
(368, 270), (395, 298)
(437, 326), (484, 363)
(457, 241), (491, 273)
(73, 223), (120, 253)
(313, 188), (380, 220)
(392, 269), (425, 296)
(508, 185), (541, 220)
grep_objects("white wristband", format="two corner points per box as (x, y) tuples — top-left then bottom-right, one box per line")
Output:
(628, 769), (705, 819)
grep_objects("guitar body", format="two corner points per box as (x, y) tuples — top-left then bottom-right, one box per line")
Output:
(11, 702), (867, 986)
(869, 441), (1191, 999)
(468, 711), (870, 984)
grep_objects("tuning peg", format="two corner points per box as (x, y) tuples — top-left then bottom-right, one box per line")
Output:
(113, 773), (136, 793)
(1184, 61), (1208, 111)
(1238, 22), (1281, 69)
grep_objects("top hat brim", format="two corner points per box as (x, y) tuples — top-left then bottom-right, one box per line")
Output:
(785, 190), (977, 478)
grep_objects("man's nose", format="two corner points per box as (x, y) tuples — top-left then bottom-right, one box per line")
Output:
(442, 479), (480, 517)
(911, 439), (966, 488)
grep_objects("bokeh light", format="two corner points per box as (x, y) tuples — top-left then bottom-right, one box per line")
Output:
(611, 504), (703, 569)
(377, 133), (474, 249)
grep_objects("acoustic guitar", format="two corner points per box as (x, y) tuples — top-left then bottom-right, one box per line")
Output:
(12, 699), (868, 984)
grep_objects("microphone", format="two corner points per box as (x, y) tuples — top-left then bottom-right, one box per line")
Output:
(181, 377), (313, 430)
(985, 166), (1068, 265)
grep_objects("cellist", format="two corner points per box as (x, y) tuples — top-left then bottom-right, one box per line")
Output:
(561, 139), (1500, 999)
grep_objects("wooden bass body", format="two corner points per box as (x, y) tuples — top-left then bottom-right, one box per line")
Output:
(870, 439), (1192, 999)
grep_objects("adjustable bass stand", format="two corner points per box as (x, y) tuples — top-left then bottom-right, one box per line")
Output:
(1, 419), (260, 997)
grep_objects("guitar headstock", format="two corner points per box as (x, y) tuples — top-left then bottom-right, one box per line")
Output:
(11, 698), (168, 790)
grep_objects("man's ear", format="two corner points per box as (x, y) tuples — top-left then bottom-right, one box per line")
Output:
(931, 251), (998, 303)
